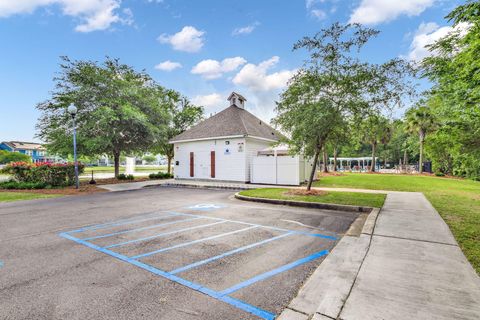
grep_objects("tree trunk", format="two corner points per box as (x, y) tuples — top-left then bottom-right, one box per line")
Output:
(403, 149), (408, 166)
(322, 147), (329, 173)
(307, 146), (321, 191)
(167, 155), (172, 174)
(419, 139), (424, 174)
(333, 147), (338, 172)
(370, 142), (376, 172)
(113, 151), (120, 178)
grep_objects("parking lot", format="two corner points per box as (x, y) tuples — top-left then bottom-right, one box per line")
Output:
(0, 187), (359, 319)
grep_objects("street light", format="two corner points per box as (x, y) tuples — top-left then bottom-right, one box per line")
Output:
(68, 104), (79, 189)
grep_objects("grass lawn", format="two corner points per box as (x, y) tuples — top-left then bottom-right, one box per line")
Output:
(239, 188), (386, 208)
(0, 192), (61, 202)
(313, 173), (480, 274)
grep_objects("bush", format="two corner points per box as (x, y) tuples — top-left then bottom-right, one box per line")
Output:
(435, 172), (445, 177)
(0, 150), (32, 164)
(149, 171), (173, 180)
(117, 173), (134, 180)
(0, 181), (47, 189)
(0, 162), (84, 187)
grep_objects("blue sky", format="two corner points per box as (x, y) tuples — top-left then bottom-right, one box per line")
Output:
(0, 0), (464, 142)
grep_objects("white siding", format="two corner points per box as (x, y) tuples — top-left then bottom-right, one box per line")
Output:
(244, 138), (273, 182)
(173, 138), (248, 182)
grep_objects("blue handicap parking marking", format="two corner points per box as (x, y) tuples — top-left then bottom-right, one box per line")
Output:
(60, 211), (337, 320)
(187, 203), (225, 211)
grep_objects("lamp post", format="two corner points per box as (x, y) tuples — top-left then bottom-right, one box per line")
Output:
(68, 104), (79, 189)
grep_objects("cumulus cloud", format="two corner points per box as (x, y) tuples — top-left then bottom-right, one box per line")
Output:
(191, 57), (246, 79)
(407, 21), (470, 61)
(158, 26), (205, 53)
(0, 0), (131, 32)
(154, 60), (182, 71)
(191, 93), (223, 109)
(232, 21), (259, 36)
(232, 56), (295, 92)
(349, 0), (435, 25)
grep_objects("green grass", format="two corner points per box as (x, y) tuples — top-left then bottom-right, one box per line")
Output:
(239, 188), (386, 208)
(0, 192), (60, 202)
(312, 173), (480, 274)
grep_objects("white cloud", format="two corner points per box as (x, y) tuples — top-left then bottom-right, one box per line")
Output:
(306, 0), (325, 9)
(311, 9), (327, 20)
(349, 0), (435, 25)
(154, 60), (182, 71)
(158, 26), (205, 53)
(191, 57), (246, 79)
(232, 56), (295, 92)
(0, 0), (131, 32)
(232, 21), (259, 36)
(191, 93), (223, 108)
(407, 21), (470, 61)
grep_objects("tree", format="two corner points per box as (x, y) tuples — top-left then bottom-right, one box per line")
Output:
(360, 115), (391, 172)
(37, 57), (171, 177)
(142, 155), (157, 164)
(0, 150), (31, 164)
(275, 23), (414, 190)
(405, 103), (437, 173)
(151, 96), (203, 174)
(420, 1), (480, 179)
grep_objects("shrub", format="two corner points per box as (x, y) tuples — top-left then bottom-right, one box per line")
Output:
(0, 150), (31, 164)
(149, 172), (173, 180)
(117, 173), (134, 180)
(435, 172), (445, 177)
(0, 162), (84, 187)
(0, 181), (47, 189)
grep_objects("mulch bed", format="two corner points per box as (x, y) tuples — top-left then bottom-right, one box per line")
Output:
(0, 177), (153, 196)
(284, 189), (327, 196)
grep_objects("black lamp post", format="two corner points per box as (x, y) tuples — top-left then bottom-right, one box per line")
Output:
(68, 104), (79, 189)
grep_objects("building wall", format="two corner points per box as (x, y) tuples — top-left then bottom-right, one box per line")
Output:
(244, 138), (274, 182)
(174, 137), (248, 182)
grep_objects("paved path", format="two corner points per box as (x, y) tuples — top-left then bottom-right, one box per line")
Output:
(281, 192), (480, 320)
(340, 192), (480, 320)
(98, 179), (389, 194)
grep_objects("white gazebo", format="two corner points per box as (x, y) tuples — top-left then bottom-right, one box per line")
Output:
(328, 157), (379, 172)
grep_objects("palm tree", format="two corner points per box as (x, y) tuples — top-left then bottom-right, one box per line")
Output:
(361, 115), (390, 172)
(405, 105), (437, 173)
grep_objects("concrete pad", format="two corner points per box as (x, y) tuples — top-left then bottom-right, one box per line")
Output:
(287, 234), (370, 318)
(277, 308), (309, 320)
(312, 313), (334, 320)
(340, 235), (480, 320)
(375, 193), (457, 244)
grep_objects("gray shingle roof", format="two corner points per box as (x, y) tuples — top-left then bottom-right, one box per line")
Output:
(170, 106), (281, 143)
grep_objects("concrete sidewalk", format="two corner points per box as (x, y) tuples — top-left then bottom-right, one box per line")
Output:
(281, 192), (480, 320)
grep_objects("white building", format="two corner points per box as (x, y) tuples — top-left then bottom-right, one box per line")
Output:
(170, 92), (281, 183)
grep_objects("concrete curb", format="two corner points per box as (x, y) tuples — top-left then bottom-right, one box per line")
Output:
(234, 193), (374, 213)
(278, 207), (381, 320)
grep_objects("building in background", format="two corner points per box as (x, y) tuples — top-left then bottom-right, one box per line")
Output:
(0, 141), (58, 163)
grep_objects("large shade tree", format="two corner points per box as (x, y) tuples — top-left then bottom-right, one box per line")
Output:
(420, 0), (480, 179)
(151, 95), (203, 174)
(275, 23), (415, 190)
(37, 57), (171, 177)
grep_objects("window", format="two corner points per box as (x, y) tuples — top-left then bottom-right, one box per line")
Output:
(25, 150), (32, 156)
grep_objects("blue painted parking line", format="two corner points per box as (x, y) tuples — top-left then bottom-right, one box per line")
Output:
(130, 225), (259, 259)
(104, 220), (228, 249)
(170, 212), (338, 241)
(59, 231), (275, 320)
(170, 232), (294, 275)
(60, 211), (338, 320)
(81, 217), (202, 241)
(67, 212), (179, 234)
(219, 249), (329, 296)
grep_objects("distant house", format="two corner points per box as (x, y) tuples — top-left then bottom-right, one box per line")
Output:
(169, 92), (282, 183)
(0, 141), (52, 163)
